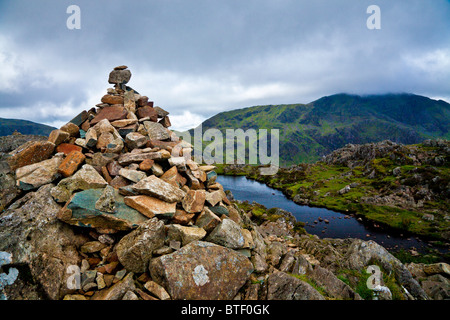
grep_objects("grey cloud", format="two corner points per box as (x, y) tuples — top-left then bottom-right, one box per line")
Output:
(0, 0), (449, 130)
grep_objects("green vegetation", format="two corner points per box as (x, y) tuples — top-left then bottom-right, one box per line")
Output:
(337, 269), (374, 300)
(289, 273), (329, 299)
(0, 118), (56, 137)
(186, 93), (450, 166)
(393, 249), (450, 265)
(337, 263), (405, 300)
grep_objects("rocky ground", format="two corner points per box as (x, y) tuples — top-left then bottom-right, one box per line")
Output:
(0, 67), (449, 300)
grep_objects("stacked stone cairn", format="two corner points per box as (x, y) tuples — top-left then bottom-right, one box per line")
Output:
(6, 66), (257, 300)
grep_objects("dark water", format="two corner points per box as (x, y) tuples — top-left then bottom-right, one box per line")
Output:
(218, 175), (433, 252)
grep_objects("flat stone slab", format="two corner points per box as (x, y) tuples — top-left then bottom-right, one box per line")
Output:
(16, 154), (63, 190)
(124, 195), (176, 218)
(8, 140), (55, 171)
(131, 175), (186, 203)
(90, 106), (128, 126)
(118, 151), (170, 166)
(58, 188), (149, 231)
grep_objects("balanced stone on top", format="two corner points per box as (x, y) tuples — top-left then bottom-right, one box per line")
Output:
(108, 66), (132, 86)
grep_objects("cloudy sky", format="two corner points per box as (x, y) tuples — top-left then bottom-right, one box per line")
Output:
(0, 0), (449, 131)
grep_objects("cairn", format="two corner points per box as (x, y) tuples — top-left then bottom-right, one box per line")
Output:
(5, 66), (255, 300)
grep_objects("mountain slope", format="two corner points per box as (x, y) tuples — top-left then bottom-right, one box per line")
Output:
(191, 93), (450, 166)
(0, 118), (56, 137)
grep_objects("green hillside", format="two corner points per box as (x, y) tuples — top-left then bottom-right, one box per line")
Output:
(0, 118), (56, 137)
(189, 93), (450, 166)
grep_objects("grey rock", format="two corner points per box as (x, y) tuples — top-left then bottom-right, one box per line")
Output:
(131, 175), (186, 203)
(143, 121), (170, 141)
(116, 217), (165, 273)
(50, 164), (108, 203)
(0, 184), (89, 300)
(266, 271), (325, 300)
(15, 154), (63, 191)
(92, 272), (136, 300)
(149, 241), (253, 300)
(206, 218), (245, 249)
(108, 69), (132, 85)
(95, 185), (116, 213)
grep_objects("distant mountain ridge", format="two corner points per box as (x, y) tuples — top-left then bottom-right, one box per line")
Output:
(0, 118), (56, 137)
(191, 93), (450, 166)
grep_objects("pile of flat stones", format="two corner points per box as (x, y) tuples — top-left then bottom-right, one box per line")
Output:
(6, 66), (256, 300)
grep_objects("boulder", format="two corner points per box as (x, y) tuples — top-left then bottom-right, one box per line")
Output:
(50, 164), (108, 203)
(111, 119), (138, 128)
(56, 143), (82, 155)
(206, 218), (245, 249)
(0, 184), (89, 300)
(90, 106), (127, 126)
(149, 241), (253, 300)
(138, 159), (154, 172)
(15, 154), (63, 190)
(159, 116), (171, 128)
(7, 140), (55, 171)
(143, 121), (170, 141)
(69, 110), (89, 127)
(154, 106), (169, 118)
(307, 266), (362, 300)
(160, 166), (186, 188)
(345, 240), (428, 300)
(131, 175), (186, 203)
(124, 195), (176, 219)
(137, 106), (158, 122)
(266, 272), (325, 300)
(48, 129), (70, 146)
(194, 207), (221, 233)
(423, 263), (450, 277)
(182, 190), (206, 213)
(171, 209), (195, 225)
(87, 152), (118, 168)
(166, 224), (207, 246)
(108, 69), (132, 85)
(168, 157), (187, 171)
(85, 128), (98, 148)
(60, 122), (80, 137)
(0, 169), (21, 210)
(205, 190), (226, 207)
(116, 217), (165, 273)
(58, 150), (86, 178)
(125, 132), (148, 150)
(118, 151), (170, 166)
(118, 168), (146, 183)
